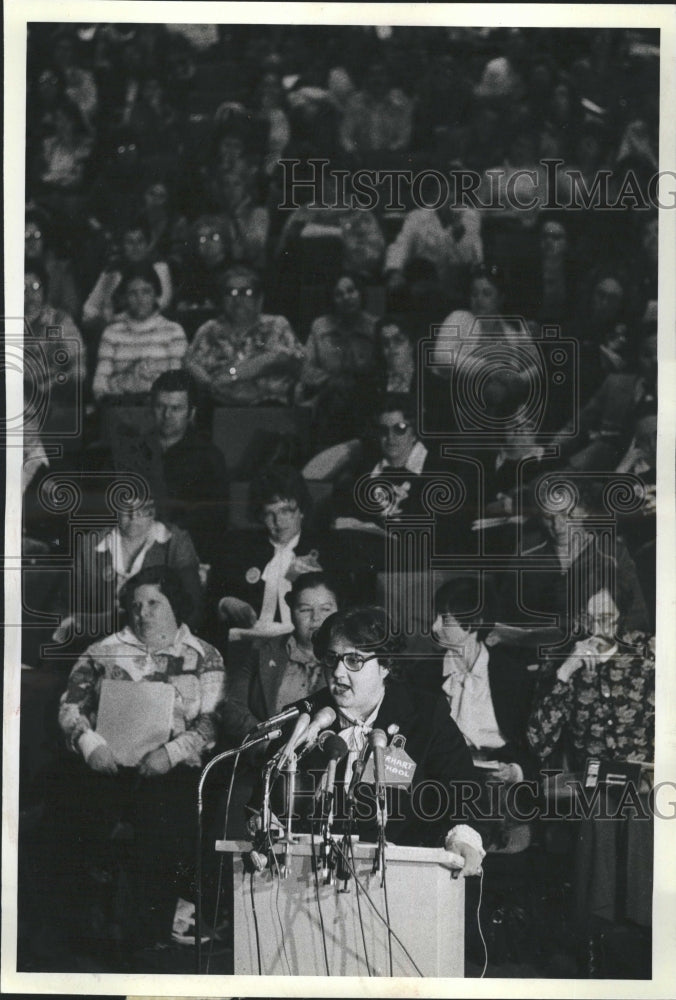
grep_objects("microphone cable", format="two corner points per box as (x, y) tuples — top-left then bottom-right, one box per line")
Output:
(249, 870), (263, 974)
(334, 839), (424, 976)
(348, 834), (373, 976)
(380, 833), (394, 977)
(477, 866), (488, 978)
(269, 839), (293, 974)
(310, 824), (331, 975)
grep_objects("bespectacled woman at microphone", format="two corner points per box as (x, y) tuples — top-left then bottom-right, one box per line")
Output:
(222, 572), (341, 747)
(255, 605), (484, 876)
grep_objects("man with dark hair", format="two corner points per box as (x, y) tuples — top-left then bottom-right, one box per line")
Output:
(89, 370), (229, 563)
(147, 370), (229, 560)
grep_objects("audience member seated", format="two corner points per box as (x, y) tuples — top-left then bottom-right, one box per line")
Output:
(222, 571), (340, 747)
(91, 263), (187, 405)
(54, 493), (203, 643)
(212, 465), (327, 635)
(173, 214), (232, 323)
(527, 585), (654, 771)
(82, 219), (173, 329)
(295, 272), (377, 447)
(552, 329), (657, 472)
(526, 585), (654, 960)
(54, 566), (225, 950)
(339, 61), (413, 161)
(431, 263), (537, 387)
(24, 259), (87, 443)
(34, 98), (93, 205)
(274, 181), (386, 283)
(495, 478), (649, 649)
(431, 575), (538, 850)
(576, 275), (632, 406)
(368, 314), (452, 434)
(516, 216), (581, 324)
(385, 203), (483, 311)
(104, 370), (230, 562)
(186, 265), (303, 406)
(326, 393), (460, 534)
(25, 205), (82, 319)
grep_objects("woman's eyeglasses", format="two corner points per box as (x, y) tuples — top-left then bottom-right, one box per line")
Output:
(322, 650), (378, 672)
(377, 421), (411, 438)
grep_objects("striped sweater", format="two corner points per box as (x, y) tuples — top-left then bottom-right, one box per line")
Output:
(92, 311), (187, 401)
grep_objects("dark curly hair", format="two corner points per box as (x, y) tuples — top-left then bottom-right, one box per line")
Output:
(312, 605), (407, 676)
(248, 464), (312, 523)
(284, 571), (343, 611)
(433, 574), (499, 641)
(119, 565), (192, 627)
(119, 262), (162, 298)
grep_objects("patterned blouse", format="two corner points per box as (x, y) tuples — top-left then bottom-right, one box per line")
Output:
(526, 633), (655, 768)
(58, 624), (226, 769)
(186, 313), (303, 406)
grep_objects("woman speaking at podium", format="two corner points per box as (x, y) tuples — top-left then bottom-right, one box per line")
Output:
(258, 605), (484, 876)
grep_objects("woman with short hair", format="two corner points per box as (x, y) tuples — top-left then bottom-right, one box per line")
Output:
(92, 262), (187, 403)
(56, 565), (225, 950)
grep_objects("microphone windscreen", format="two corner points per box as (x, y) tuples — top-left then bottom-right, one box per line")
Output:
(318, 732), (349, 761)
(369, 728), (388, 749)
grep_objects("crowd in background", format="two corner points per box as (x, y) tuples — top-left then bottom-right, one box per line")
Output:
(19, 22), (658, 977)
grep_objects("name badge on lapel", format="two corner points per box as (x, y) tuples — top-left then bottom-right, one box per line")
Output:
(362, 734), (417, 788)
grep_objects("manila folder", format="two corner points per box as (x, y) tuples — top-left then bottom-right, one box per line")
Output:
(96, 679), (175, 767)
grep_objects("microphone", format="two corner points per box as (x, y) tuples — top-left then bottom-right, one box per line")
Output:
(296, 706), (337, 756)
(369, 729), (388, 825)
(318, 732), (349, 813)
(317, 732), (348, 883)
(347, 745), (369, 803)
(275, 710), (312, 772)
(249, 700), (312, 737)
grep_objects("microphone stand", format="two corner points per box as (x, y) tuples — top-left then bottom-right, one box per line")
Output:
(372, 787), (388, 883)
(195, 728), (281, 974)
(320, 781), (336, 885)
(279, 751), (297, 879)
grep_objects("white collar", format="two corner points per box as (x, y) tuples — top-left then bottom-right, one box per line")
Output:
(107, 623), (204, 657)
(443, 641), (489, 679)
(271, 531), (301, 554)
(372, 439), (428, 476)
(96, 521), (171, 554)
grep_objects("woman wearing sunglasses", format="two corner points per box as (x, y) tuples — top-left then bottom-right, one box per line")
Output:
(186, 264), (304, 407)
(321, 393), (447, 530)
(258, 605), (484, 872)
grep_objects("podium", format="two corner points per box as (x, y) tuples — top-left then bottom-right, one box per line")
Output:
(215, 838), (465, 977)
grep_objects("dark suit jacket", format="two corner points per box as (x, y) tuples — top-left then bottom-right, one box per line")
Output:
(409, 645), (539, 780)
(210, 527), (326, 618)
(264, 680), (479, 848)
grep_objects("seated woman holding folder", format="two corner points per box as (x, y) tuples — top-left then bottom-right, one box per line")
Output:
(56, 565), (225, 951)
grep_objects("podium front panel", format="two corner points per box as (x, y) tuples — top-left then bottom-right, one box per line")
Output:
(216, 840), (465, 977)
